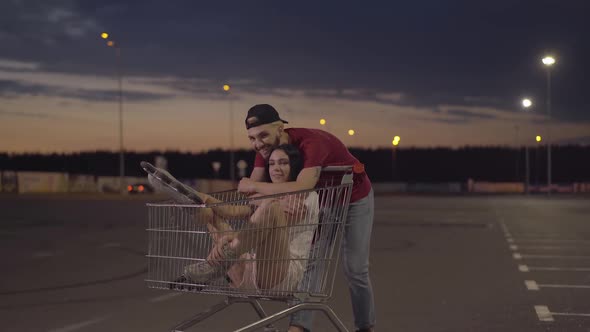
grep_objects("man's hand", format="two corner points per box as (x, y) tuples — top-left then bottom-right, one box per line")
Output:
(238, 177), (257, 194)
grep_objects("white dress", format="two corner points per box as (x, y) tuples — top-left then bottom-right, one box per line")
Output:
(229, 191), (319, 292)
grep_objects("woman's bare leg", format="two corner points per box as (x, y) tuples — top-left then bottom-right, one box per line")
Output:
(233, 200), (290, 289)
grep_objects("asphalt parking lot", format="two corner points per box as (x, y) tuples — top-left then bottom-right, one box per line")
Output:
(1, 194), (589, 331)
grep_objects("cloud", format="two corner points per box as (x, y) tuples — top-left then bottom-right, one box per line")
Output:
(445, 109), (498, 120)
(0, 79), (175, 102)
(0, 109), (54, 119)
(0, 58), (41, 71)
(0, 0), (99, 44)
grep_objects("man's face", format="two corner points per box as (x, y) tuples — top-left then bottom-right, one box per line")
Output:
(247, 123), (281, 160)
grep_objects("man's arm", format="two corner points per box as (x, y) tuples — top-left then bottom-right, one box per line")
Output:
(240, 166), (321, 195)
(249, 167), (266, 182)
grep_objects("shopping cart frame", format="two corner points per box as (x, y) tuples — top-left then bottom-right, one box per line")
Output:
(145, 166), (354, 332)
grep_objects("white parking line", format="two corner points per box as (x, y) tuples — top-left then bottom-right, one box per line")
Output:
(535, 305), (590, 321)
(512, 244), (590, 250)
(513, 253), (522, 260)
(552, 312), (590, 318)
(48, 316), (110, 332)
(538, 283), (590, 289)
(525, 280), (539, 290)
(519, 265), (590, 272)
(525, 279), (590, 290)
(534, 305), (554, 321)
(509, 245), (518, 251)
(507, 238), (514, 243)
(510, 238), (590, 244)
(516, 254), (590, 260)
(149, 292), (183, 303)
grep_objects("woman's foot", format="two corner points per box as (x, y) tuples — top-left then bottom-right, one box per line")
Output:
(183, 243), (238, 283)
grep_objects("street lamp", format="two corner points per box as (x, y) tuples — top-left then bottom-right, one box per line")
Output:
(348, 129), (355, 136)
(319, 118), (330, 133)
(101, 32), (125, 194)
(223, 84), (235, 182)
(521, 98), (533, 194)
(391, 136), (400, 181)
(535, 134), (542, 188)
(522, 98), (532, 108)
(542, 55), (555, 195)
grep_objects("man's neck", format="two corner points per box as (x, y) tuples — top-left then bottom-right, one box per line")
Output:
(280, 130), (290, 145)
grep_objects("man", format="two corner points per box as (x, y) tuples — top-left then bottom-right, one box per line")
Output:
(238, 104), (375, 332)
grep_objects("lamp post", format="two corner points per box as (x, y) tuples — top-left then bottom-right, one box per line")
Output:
(542, 55), (555, 195)
(347, 129), (355, 148)
(392, 136), (400, 181)
(320, 118), (329, 133)
(223, 84), (235, 182)
(535, 135), (542, 189)
(521, 98), (533, 194)
(101, 32), (125, 194)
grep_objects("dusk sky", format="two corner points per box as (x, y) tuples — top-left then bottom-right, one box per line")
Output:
(1, 0), (589, 153)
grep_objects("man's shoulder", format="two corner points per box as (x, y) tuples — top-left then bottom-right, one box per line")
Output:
(286, 127), (332, 141)
(286, 127), (322, 135)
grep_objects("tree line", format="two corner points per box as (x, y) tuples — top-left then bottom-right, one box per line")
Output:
(1, 145), (589, 183)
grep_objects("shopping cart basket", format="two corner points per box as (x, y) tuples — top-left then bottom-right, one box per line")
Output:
(145, 166), (354, 331)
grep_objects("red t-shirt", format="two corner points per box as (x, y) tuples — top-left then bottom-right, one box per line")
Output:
(254, 128), (372, 202)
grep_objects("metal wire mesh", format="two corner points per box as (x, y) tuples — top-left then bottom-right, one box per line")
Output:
(146, 167), (353, 303)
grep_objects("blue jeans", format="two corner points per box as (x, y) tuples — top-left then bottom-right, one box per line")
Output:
(290, 189), (375, 331)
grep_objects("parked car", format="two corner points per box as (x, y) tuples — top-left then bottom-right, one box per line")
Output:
(127, 182), (154, 194)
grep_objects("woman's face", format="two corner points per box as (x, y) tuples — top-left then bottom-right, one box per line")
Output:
(268, 149), (291, 183)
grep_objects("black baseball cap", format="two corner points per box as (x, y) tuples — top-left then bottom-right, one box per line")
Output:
(245, 104), (288, 129)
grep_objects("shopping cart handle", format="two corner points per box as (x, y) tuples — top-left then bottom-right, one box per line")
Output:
(321, 166), (353, 172)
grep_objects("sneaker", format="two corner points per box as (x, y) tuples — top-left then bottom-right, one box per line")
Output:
(169, 275), (203, 291)
(141, 161), (203, 204)
(183, 243), (238, 283)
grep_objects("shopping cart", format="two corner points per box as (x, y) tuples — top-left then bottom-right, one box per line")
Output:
(145, 166), (354, 332)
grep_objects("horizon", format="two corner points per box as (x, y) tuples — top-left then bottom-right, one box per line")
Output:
(2, 142), (589, 156)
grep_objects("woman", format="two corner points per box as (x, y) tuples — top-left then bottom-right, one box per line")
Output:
(182, 144), (319, 291)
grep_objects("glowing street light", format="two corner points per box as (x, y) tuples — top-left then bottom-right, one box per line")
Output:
(522, 98), (532, 108)
(392, 136), (400, 146)
(101, 32), (109, 39)
(542, 56), (556, 66)
(348, 129), (355, 136)
(223, 84), (231, 92)
(320, 118), (326, 126)
(536, 135), (542, 142)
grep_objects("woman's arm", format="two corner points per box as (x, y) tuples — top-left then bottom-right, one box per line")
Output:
(239, 166), (321, 195)
(199, 192), (253, 219)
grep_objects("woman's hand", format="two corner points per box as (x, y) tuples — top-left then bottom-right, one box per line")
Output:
(279, 195), (308, 221)
(207, 234), (239, 266)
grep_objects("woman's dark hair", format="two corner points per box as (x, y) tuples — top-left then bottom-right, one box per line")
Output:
(265, 144), (304, 182)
